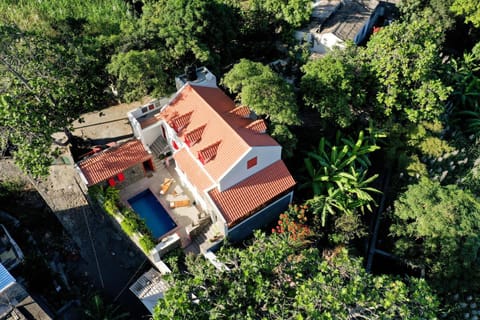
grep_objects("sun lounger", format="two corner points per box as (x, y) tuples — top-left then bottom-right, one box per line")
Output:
(160, 178), (174, 195)
(170, 199), (190, 208)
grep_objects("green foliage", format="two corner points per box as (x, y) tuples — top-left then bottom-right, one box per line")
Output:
(0, 180), (25, 200)
(154, 231), (440, 319)
(405, 154), (428, 178)
(222, 59), (300, 126)
(451, 0), (480, 27)
(92, 186), (156, 253)
(83, 293), (129, 320)
(0, 0), (131, 36)
(139, 235), (155, 254)
(0, 24), (111, 176)
(301, 46), (372, 128)
(390, 178), (480, 292)
(302, 131), (380, 244)
(249, 0), (312, 28)
(222, 59), (300, 156)
(363, 18), (452, 123)
(107, 50), (170, 102)
(399, 0), (455, 35)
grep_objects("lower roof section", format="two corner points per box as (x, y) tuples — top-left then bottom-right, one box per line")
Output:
(208, 160), (296, 227)
(77, 139), (152, 186)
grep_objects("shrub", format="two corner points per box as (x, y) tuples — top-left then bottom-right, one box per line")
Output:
(120, 219), (137, 236)
(139, 235), (155, 253)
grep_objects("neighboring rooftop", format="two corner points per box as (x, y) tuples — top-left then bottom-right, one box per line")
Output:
(77, 139), (152, 186)
(0, 263), (52, 319)
(320, 0), (379, 41)
(299, 0), (342, 32)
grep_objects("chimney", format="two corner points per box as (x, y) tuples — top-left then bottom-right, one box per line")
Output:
(185, 65), (197, 81)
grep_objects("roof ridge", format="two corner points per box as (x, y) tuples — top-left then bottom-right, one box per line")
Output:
(189, 85), (251, 149)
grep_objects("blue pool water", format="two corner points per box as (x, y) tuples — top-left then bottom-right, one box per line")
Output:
(128, 189), (177, 238)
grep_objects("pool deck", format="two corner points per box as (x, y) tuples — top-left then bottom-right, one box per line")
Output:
(118, 159), (202, 249)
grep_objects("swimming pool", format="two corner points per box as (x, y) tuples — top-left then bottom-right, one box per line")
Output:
(127, 189), (177, 239)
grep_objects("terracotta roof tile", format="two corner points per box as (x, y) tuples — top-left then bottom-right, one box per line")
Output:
(78, 139), (151, 186)
(208, 160), (296, 227)
(198, 140), (221, 164)
(184, 124), (206, 146)
(245, 119), (267, 133)
(173, 148), (214, 191)
(170, 111), (193, 133)
(159, 84), (279, 183)
(229, 105), (251, 118)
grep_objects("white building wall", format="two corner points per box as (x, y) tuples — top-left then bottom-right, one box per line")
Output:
(218, 145), (282, 191)
(141, 123), (162, 147)
(318, 33), (344, 51)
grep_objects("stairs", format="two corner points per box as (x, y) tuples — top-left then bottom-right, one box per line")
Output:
(149, 136), (170, 157)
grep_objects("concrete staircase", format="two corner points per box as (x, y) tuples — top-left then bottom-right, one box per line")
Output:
(149, 136), (170, 157)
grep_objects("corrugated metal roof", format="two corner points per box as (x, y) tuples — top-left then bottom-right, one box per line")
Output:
(208, 160), (296, 227)
(77, 139), (152, 186)
(0, 263), (15, 292)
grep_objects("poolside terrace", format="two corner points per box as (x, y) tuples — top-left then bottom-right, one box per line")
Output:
(117, 147), (223, 256)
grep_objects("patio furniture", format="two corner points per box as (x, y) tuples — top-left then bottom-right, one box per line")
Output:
(170, 199), (190, 208)
(159, 178), (174, 195)
(117, 172), (125, 182)
(108, 177), (116, 187)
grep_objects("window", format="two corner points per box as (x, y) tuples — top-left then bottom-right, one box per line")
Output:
(141, 106), (148, 113)
(247, 156), (257, 169)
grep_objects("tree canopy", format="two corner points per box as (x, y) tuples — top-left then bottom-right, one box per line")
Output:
(154, 232), (439, 319)
(362, 18), (452, 123)
(221, 59), (300, 156)
(0, 24), (110, 175)
(301, 47), (373, 128)
(390, 178), (480, 291)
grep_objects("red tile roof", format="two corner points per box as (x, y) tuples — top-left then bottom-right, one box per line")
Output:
(229, 105), (251, 118)
(173, 148), (214, 191)
(170, 111), (193, 133)
(245, 119), (267, 133)
(208, 160), (296, 227)
(198, 140), (221, 164)
(159, 84), (279, 182)
(184, 124), (206, 146)
(78, 139), (151, 186)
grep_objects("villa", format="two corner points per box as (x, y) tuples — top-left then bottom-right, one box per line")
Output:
(128, 67), (296, 243)
(75, 66), (295, 265)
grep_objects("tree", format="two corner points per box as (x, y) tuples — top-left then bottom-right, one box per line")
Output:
(107, 50), (170, 102)
(0, 24), (110, 176)
(222, 59), (300, 156)
(451, 0), (480, 28)
(154, 231), (440, 319)
(301, 46), (374, 128)
(362, 18), (452, 123)
(399, 0), (455, 35)
(390, 178), (480, 292)
(249, 0), (312, 28)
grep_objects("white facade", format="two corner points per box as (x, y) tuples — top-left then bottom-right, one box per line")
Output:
(218, 145), (282, 191)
